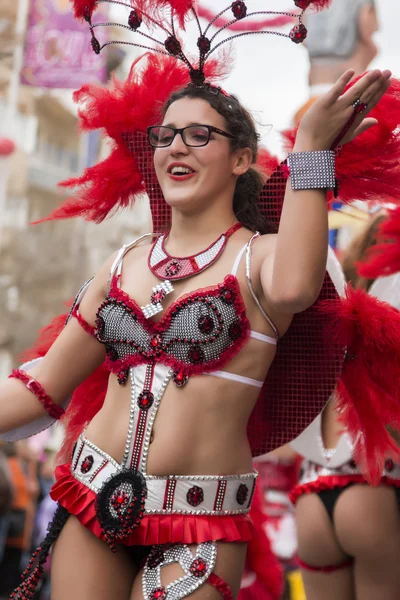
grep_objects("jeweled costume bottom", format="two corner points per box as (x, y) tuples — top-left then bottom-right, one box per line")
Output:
(10, 364), (256, 599)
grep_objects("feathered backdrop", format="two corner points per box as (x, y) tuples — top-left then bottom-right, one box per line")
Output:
(319, 286), (400, 484)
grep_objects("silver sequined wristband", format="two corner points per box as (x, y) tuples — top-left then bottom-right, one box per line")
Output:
(287, 150), (336, 191)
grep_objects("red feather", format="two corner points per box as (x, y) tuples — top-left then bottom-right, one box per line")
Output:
(57, 366), (109, 463)
(257, 148), (280, 178)
(306, 0), (333, 10)
(134, 0), (195, 28)
(284, 77), (400, 205)
(319, 285), (400, 484)
(71, 0), (97, 20)
(359, 207), (400, 278)
(37, 52), (232, 224)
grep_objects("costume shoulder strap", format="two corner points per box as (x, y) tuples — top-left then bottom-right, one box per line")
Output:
(245, 234), (280, 340)
(107, 233), (154, 292)
(66, 277), (94, 326)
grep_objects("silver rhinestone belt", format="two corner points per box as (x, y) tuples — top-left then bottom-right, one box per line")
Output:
(299, 458), (400, 486)
(71, 435), (257, 515)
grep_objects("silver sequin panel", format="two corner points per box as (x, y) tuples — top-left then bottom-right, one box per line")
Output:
(143, 542), (217, 600)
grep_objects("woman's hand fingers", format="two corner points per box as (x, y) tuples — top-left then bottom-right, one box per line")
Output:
(325, 69), (355, 104)
(351, 118), (378, 140)
(296, 68), (392, 149)
(341, 69), (391, 107)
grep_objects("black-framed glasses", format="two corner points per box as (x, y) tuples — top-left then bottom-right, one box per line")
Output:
(147, 124), (235, 148)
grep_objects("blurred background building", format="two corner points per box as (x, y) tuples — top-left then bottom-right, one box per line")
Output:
(0, 0), (150, 377)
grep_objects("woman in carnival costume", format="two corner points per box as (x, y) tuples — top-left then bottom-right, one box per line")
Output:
(1, 1), (400, 598)
(291, 212), (400, 600)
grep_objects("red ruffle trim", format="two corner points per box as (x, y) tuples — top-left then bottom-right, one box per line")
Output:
(50, 464), (254, 545)
(71, 306), (96, 337)
(290, 474), (400, 505)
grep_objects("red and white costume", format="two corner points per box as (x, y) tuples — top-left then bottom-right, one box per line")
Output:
(4, 1), (400, 598)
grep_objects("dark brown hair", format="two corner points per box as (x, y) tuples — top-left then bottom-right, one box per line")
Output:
(162, 84), (273, 234)
(341, 213), (386, 290)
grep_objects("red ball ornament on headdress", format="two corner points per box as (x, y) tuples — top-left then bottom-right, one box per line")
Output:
(90, 33), (101, 54)
(294, 0), (312, 9)
(232, 1), (247, 20)
(289, 23), (307, 43)
(128, 9), (142, 31)
(197, 35), (211, 54)
(295, 0), (333, 10)
(165, 35), (182, 56)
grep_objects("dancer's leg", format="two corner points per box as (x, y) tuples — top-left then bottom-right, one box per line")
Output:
(51, 515), (137, 600)
(334, 484), (400, 600)
(295, 493), (354, 600)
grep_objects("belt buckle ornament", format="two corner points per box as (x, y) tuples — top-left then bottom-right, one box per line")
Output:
(95, 469), (147, 552)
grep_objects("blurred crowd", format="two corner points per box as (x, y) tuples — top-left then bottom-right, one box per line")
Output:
(0, 429), (62, 599)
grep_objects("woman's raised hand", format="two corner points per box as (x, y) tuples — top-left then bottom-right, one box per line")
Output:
(295, 69), (392, 151)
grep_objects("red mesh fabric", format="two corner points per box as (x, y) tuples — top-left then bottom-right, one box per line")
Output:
(130, 135), (344, 455)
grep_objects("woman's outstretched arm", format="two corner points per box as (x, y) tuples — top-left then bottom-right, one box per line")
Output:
(0, 253), (116, 434)
(261, 69), (392, 314)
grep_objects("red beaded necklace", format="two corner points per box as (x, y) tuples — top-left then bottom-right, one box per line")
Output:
(148, 222), (242, 282)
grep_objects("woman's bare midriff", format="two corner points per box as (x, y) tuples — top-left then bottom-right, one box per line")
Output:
(85, 337), (276, 476)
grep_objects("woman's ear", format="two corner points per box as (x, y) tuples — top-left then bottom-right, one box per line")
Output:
(232, 147), (253, 176)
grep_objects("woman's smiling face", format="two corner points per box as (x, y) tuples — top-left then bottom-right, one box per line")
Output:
(153, 97), (240, 214)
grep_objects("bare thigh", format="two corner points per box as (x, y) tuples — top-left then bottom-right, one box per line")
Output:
(334, 484), (400, 600)
(130, 542), (247, 600)
(51, 515), (137, 600)
(295, 493), (354, 600)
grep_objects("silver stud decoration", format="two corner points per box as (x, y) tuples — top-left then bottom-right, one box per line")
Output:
(142, 280), (174, 318)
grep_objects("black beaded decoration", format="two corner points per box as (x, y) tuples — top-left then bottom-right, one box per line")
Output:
(198, 314), (214, 334)
(229, 320), (242, 341)
(236, 483), (249, 505)
(188, 344), (204, 364)
(81, 455), (94, 474)
(95, 469), (147, 552)
(187, 485), (204, 507)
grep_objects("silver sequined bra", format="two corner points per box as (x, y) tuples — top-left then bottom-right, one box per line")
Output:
(94, 273), (251, 387)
